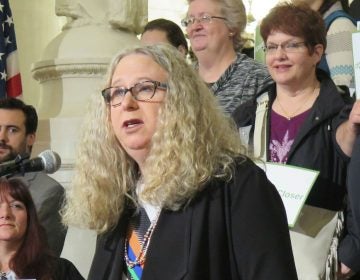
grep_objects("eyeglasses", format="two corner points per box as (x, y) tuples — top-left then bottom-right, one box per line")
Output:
(263, 41), (307, 55)
(102, 80), (168, 107)
(181, 14), (226, 28)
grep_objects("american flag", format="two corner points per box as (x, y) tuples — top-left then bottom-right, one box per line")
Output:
(0, 0), (22, 98)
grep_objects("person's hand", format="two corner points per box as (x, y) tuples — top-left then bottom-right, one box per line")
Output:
(336, 100), (360, 156)
(348, 100), (360, 135)
(338, 262), (354, 279)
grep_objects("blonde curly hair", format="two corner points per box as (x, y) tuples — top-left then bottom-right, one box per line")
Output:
(61, 44), (247, 233)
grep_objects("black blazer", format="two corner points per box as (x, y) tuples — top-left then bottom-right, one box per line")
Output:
(88, 158), (297, 280)
(53, 257), (85, 280)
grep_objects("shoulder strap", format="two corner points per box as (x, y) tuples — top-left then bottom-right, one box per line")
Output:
(324, 10), (357, 30)
(253, 93), (269, 161)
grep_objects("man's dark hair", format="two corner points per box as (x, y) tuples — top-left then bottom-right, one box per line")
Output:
(0, 98), (38, 134)
(142, 18), (189, 55)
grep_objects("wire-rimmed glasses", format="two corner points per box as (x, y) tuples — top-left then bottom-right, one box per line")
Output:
(181, 14), (226, 28)
(263, 41), (307, 55)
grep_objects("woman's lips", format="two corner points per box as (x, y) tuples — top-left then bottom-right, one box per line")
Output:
(123, 119), (143, 128)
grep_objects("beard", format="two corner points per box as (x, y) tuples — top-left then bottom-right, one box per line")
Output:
(0, 140), (28, 163)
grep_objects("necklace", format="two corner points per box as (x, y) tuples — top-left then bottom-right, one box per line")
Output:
(276, 85), (318, 120)
(124, 210), (161, 268)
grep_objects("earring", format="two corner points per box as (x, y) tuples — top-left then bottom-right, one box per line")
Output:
(229, 32), (234, 37)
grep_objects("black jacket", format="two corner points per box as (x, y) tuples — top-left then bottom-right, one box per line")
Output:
(232, 71), (352, 211)
(53, 257), (85, 280)
(338, 135), (360, 273)
(88, 158), (297, 280)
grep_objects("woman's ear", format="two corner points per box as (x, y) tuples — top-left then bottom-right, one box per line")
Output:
(177, 45), (187, 57)
(313, 44), (324, 63)
(228, 28), (237, 37)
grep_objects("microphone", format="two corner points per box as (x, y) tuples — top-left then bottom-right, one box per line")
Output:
(0, 150), (61, 177)
(0, 153), (30, 170)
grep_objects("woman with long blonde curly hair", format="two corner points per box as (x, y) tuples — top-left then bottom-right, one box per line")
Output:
(62, 44), (296, 280)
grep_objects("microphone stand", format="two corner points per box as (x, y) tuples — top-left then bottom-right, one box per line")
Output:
(0, 153), (30, 178)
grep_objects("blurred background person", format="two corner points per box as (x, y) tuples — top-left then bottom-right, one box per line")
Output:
(348, 0), (360, 21)
(338, 135), (360, 280)
(0, 177), (84, 280)
(141, 18), (189, 58)
(182, 0), (272, 115)
(292, 0), (356, 89)
(62, 44), (297, 280)
(0, 98), (66, 256)
(232, 3), (360, 279)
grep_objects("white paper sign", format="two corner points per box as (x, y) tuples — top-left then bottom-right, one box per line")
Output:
(257, 162), (319, 227)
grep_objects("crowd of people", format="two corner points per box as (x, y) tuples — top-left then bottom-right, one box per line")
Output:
(0, 99), (66, 257)
(1, 0), (359, 279)
(233, 3), (359, 279)
(62, 43), (297, 280)
(0, 99), (81, 279)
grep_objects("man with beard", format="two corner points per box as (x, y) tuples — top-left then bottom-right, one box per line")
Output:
(0, 98), (66, 256)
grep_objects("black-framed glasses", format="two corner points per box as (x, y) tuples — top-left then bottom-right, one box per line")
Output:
(263, 41), (307, 55)
(181, 14), (226, 27)
(102, 80), (168, 107)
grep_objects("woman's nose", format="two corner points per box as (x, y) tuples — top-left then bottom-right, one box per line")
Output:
(120, 92), (138, 110)
(274, 46), (287, 59)
(0, 204), (11, 220)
